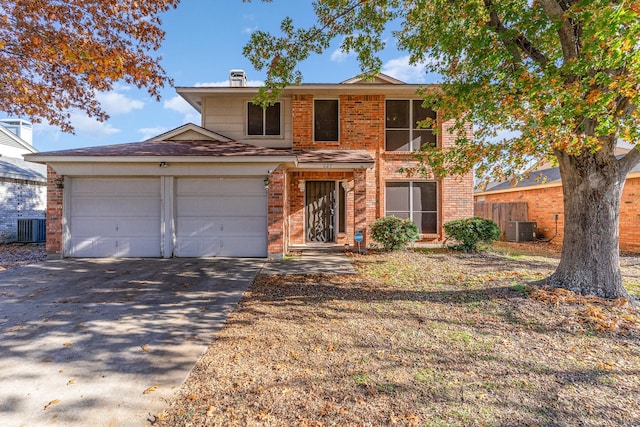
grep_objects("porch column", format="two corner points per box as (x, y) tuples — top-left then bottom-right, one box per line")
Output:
(267, 166), (287, 258)
(354, 169), (368, 246)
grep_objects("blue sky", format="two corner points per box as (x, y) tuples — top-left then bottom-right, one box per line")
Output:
(30, 1), (435, 152)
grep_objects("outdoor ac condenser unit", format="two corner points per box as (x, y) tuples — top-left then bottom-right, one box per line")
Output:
(505, 221), (536, 242)
(17, 218), (46, 243)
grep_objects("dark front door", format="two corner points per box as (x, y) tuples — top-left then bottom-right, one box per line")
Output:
(305, 181), (336, 242)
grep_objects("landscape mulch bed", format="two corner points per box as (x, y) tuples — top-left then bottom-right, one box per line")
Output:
(0, 242), (46, 271)
(156, 245), (640, 427)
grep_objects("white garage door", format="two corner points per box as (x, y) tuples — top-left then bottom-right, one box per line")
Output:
(175, 177), (267, 257)
(69, 178), (161, 257)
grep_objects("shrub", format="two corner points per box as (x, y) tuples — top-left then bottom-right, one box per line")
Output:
(370, 216), (420, 250)
(443, 217), (501, 252)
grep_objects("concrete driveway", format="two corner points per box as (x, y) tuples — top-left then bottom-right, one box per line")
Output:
(0, 258), (264, 427)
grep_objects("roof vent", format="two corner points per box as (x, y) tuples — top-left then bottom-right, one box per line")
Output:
(229, 69), (247, 87)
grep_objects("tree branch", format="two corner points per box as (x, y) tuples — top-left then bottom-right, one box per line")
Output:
(618, 145), (640, 177)
(538, 0), (580, 61)
(483, 0), (550, 67)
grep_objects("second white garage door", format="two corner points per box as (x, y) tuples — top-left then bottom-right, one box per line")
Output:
(174, 177), (268, 257)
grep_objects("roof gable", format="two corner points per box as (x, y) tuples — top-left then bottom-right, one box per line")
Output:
(0, 125), (38, 155)
(341, 73), (406, 85)
(147, 123), (232, 142)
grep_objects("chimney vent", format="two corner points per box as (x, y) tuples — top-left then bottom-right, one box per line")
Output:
(229, 69), (247, 87)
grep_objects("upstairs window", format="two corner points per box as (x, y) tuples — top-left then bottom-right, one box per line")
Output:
(385, 181), (438, 234)
(314, 99), (339, 142)
(247, 102), (281, 136)
(385, 100), (436, 151)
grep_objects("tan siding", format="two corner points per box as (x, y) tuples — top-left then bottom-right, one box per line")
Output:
(202, 96), (292, 148)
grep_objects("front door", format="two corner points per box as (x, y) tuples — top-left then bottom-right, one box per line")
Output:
(305, 181), (336, 242)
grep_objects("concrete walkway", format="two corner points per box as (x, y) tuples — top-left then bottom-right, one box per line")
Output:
(0, 258), (263, 427)
(261, 249), (357, 275)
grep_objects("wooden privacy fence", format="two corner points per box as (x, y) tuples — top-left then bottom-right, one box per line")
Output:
(474, 202), (528, 239)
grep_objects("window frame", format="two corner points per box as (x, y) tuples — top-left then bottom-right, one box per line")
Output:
(384, 99), (437, 152)
(313, 98), (340, 142)
(384, 181), (439, 234)
(246, 101), (282, 137)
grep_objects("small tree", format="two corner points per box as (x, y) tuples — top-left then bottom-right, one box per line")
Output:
(370, 216), (420, 251)
(444, 217), (501, 252)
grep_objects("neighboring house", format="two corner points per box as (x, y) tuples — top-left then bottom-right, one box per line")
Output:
(26, 72), (474, 259)
(475, 158), (640, 252)
(0, 119), (47, 242)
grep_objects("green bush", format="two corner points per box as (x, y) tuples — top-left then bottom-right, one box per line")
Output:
(443, 217), (501, 252)
(370, 216), (420, 250)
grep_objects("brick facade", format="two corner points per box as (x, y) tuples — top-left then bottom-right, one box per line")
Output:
(46, 166), (64, 257)
(0, 177), (46, 242)
(278, 92), (474, 254)
(476, 176), (640, 252)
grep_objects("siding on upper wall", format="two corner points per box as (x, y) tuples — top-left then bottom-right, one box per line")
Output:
(202, 96), (292, 148)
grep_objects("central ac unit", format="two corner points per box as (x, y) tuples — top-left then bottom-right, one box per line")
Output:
(505, 221), (536, 242)
(17, 218), (46, 243)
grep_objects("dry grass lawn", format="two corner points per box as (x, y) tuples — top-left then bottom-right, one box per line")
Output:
(156, 243), (640, 426)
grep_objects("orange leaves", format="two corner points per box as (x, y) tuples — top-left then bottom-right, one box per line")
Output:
(531, 286), (640, 335)
(143, 385), (159, 394)
(0, 0), (178, 133)
(44, 399), (60, 410)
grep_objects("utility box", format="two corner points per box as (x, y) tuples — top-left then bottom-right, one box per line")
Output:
(505, 221), (536, 242)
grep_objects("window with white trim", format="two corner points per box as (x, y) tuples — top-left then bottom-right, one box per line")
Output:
(385, 99), (436, 151)
(314, 99), (339, 142)
(247, 102), (281, 136)
(385, 181), (438, 233)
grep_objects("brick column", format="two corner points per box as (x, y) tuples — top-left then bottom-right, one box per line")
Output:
(354, 169), (368, 246)
(267, 166), (287, 258)
(46, 166), (63, 258)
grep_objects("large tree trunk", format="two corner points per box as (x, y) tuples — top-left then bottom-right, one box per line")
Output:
(547, 149), (630, 299)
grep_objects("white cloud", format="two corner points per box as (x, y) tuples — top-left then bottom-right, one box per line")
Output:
(70, 113), (121, 138)
(243, 25), (258, 34)
(32, 112), (121, 142)
(96, 91), (144, 115)
(164, 95), (200, 124)
(381, 55), (436, 84)
(330, 48), (353, 63)
(138, 126), (170, 141)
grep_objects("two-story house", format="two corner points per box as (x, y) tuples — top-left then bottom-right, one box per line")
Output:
(26, 72), (473, 259)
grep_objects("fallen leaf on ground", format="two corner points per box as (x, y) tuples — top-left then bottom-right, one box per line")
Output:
(44, 399), (60, 410)
(63, 342), (72, 347)
(141, 344), (150, 352)
(143, 385), (159, 394)
(67, 378), (76, 385)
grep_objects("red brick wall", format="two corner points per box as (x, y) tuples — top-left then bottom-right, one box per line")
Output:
(286, 93), (474, 247)
(476, 176), (640, 252)
(46, 166), (63, 257)
(267, 166), (287, 258)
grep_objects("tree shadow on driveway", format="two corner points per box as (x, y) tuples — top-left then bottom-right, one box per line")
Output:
(0, 257), (263, 427)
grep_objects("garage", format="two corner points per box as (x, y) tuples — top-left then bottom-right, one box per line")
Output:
(24, 126), (296, 259)
(175, 177), (268, 257)
(69, 177), (162, 257)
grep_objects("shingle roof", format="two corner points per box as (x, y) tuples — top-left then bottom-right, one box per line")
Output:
(29, 140), (292, 157)
(295, 149), (374, 164)
(483, 153), (640, 192)
(0, 157), (46, 181)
